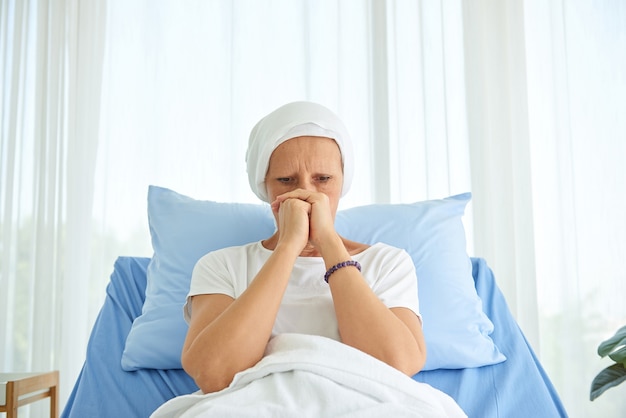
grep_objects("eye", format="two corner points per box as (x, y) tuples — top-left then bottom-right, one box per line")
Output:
(276, 177), (293, 183)
(317, 176), (332, 182)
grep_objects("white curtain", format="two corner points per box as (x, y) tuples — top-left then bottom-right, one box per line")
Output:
(0, 0), (107, 414)
(525, 1), (626, 415)
(2, 1), (625, 417)
(95, 0), (471, 239)
(463, 1), (626, 416)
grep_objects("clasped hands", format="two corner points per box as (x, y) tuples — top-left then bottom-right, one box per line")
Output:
(270, 189), (337, 253)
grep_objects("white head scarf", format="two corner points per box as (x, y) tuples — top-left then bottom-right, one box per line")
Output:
(246, 101), (354, 203)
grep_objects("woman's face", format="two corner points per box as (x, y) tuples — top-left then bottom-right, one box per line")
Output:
(265, 136), (344, 215)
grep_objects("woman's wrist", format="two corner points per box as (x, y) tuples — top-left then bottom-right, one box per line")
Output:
(316, 233), (351, 267)
(273, 240), (306, 260)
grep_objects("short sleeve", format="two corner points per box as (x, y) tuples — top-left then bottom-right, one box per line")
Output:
(363, 245), (421, 321)
(183, 250), (237, 323)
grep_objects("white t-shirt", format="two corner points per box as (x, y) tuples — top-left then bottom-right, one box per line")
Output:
(185, 241), (420, 342)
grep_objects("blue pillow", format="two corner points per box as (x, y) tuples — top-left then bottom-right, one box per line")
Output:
(121, 186), (505, 371)
(121, 186), (276, 370)
(335, 195), (505, 369)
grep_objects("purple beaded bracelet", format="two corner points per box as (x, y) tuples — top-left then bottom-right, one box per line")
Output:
(324, 260), (362, 283)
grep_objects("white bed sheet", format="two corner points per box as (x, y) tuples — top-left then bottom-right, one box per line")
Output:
(151, 333), (466, 418)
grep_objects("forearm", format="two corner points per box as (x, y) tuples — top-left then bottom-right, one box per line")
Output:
(319, 236), (425, 375)
(182, 244), (300, 392)
(329, 272), (425, 375)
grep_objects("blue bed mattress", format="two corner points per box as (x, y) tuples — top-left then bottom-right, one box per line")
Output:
(62, 256), (567, 417)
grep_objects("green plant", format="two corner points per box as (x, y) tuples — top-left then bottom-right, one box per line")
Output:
(590, 325), (626, 401)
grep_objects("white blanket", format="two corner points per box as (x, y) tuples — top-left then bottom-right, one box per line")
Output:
(151, 334), (467, 417)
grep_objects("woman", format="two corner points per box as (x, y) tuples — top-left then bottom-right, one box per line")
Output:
(181, 101), (426, 394)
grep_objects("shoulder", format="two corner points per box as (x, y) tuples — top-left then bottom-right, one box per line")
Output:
(194, 241), (264, 268)
(340, 238), (412, 264)
(358, 242), (410, 259)
(355, 243), (415, 275)
(190, 242), (267, 293)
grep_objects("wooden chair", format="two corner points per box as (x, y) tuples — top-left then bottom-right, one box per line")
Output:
(0, 372), (59, 418)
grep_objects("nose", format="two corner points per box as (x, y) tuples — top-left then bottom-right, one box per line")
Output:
(298, 178), (317, 192)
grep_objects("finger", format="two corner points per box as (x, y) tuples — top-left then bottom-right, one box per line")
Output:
(270, 196), (298, 212)
(272, 196), (312, 215)
(274, 189), (321, 204)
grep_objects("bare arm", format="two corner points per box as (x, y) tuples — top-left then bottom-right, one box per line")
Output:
(319, 234), (426, 375)
(181, 198), (311, 393)
(276, 189), (427, 375)
(182, 244), (299, 393)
